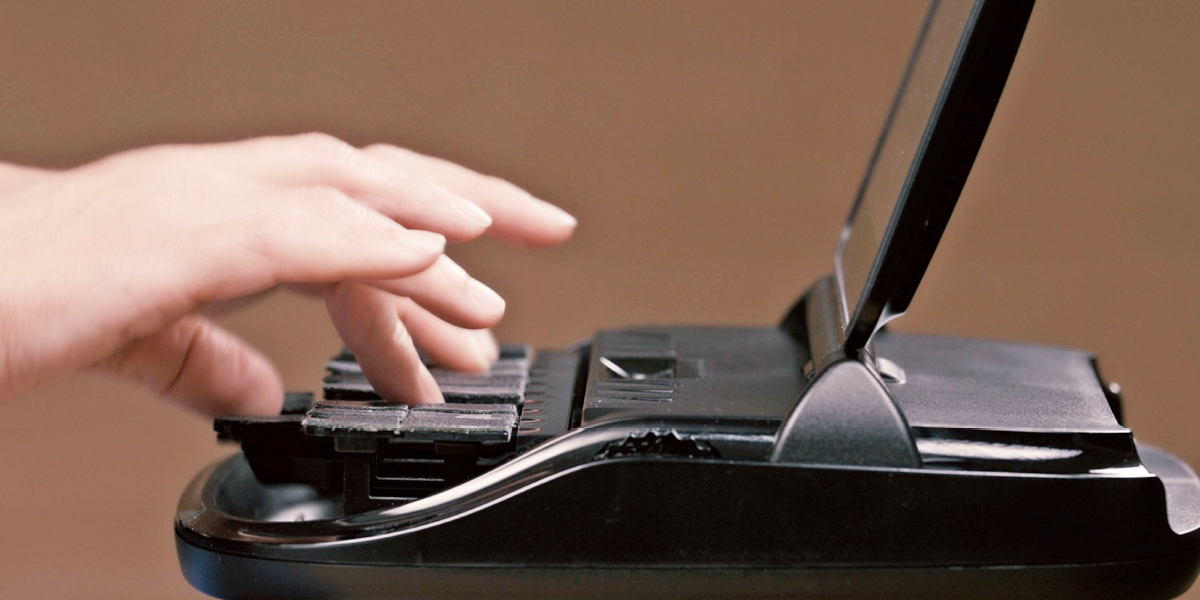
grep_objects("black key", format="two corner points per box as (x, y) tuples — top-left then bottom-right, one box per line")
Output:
(281, 391), (315, 414)
(515, 350), (581, 451)
(398, 404), (517, 442)
(322, 376), (380, 400)
(498, 344), (532, 361)
(322, 345), (533, 404)
(302, 400), (408, 437)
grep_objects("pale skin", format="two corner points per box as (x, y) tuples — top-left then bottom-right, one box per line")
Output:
(0, 133), (576, 417)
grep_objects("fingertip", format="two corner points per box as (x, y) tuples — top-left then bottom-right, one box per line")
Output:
(393, 298), (498, 373)
(182, 323), (286, 417)
(540, 214), (578, 246)
(440, 223), (490, 244)
(420, 182), (494, 243)
(541, 204), (578, 243)
(465, 278), (506, 327)
(110, 315), (288, 418)
(544, 202), (578, 231)
(229, 388), (286, 417)
(378, 228), (445, 276)
(444, 334), (496, 373)
(451, 192), (493, 229)
(359, 143), (576, 247)
(501, 185), (576, 246)
(404, 229), (447, 258)
(230, 356), (286, 416)
(477, 329), (500, 365)
(496, 201), (578, 248)
(326, 283), (445, 406)
(414, 363), (445, 404)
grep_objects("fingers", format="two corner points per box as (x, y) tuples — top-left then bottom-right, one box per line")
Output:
(325, 282), (443, 405)
(187, 184), (446, 303)
(94, 315), (284, 416)
(395, 298), (499, 372)
(210, 133), (494, 242)
(198, 133), (575, 247)
(363, 143), (577, 248)
(367, 255), (506, 330)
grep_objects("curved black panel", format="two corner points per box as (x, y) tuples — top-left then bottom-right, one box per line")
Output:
(835, 0), (1036, 350)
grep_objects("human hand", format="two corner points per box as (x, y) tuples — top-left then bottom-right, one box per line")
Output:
(0, 134), (575, 416)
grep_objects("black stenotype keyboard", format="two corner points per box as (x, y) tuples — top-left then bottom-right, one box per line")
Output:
(174, 1), (1200, 597)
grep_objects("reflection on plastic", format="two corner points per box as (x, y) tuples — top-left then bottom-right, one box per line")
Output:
(836, 0), (976, 331)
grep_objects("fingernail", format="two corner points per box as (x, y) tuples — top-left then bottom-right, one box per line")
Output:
(549, 205), (577, 229)
(417, 364), (444, 404)
(436, 186), (492, 229)
(526, 194), (576, 229)
(402, 230), (446, 256)
(467, 278), (506, 316)
(475, 331), (500, 365)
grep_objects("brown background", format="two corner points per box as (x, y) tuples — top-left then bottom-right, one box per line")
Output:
(1, 1), (1198, 598)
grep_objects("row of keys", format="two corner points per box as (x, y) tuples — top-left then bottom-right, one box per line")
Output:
(323, 345), (532, 404)
(302, 401), (518, 442)
(214, 347), (581, 511)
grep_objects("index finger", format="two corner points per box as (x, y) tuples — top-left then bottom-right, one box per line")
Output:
(363, 144), (577, 248)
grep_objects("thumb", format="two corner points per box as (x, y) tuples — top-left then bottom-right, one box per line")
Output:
(94, 315), (284, 416)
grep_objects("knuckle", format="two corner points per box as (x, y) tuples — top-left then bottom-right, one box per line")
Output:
(296, 134), (384, 182)
(233, 214), (290, 286)
(91, 144), (187, 172)
(478, 173), (522, 196)
(294, 132), (355, 158)
(390, 319), (414, 348)
(304, 183), (349, 204)
(161, 316), (208, 395)
(298, 185), (367, 222)
(363, 143), (408, 158)
(174, 314), (209, 347)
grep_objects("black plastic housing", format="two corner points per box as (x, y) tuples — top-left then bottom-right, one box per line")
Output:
(173, 0), (1200, 597)
(176, 324), (1200, 599)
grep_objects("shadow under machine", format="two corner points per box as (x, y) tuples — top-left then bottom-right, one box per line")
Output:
(174, 1), (1200, 598)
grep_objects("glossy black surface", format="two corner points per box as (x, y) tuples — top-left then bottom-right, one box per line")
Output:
(836, 0), (1036, 350)
(176, 540), (1200, 600)
(178, 326), (1200, 598)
